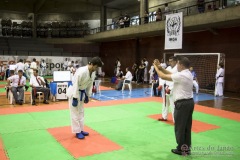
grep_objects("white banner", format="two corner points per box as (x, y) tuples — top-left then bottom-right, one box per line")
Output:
(0, 56), (92, 74)
(165, 12), (183, 50)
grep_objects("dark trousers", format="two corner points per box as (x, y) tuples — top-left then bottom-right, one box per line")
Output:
(174, 98), (194, 151)
(32, 87), (50, 101)
(11, 87), (24, 102)
(115, 80), (130, 90)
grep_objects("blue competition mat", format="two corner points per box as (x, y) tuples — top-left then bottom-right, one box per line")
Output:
(91, 88), (225, 102)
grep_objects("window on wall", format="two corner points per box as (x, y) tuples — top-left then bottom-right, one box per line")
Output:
(131, 15), (139, 26)
(226, 0), (238, 6)
(149, 11), (156, 22)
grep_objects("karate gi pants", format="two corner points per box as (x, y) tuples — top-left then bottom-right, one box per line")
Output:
(215, 82), (223, 96)
(162, 91), (175, 122)
(193, 80), (199, 94)
(69, 96), (85, 133)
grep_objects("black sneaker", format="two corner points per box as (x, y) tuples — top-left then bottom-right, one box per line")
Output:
(32, 101), (36, 105)
(43, 100), (49, 104)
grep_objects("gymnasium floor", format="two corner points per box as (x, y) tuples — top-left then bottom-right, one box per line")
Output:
(0, 78), (240, 160)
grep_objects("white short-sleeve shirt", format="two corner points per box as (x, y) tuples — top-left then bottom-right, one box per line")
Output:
(8, 75), (26, 87)
(124, 71), (133, 81)
(171, 69), (193, 102)
(16, 62), (25, 72)
(30, 75), (45, 87)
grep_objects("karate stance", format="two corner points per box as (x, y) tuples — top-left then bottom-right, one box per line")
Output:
(189, 67), (199, 94)
(68, 57), (103, 139)
(40, 59), (47, 76)
(159, 56), (177, 123)
(215, 63), (224, 97)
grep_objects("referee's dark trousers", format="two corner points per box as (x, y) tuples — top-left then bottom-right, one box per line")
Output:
(174, 98), (194, 151)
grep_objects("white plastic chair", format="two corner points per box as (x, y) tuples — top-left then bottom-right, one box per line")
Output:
(31, 90), (44, 104)
(122, 79), (132, 92)
(94, 80), (101, 94)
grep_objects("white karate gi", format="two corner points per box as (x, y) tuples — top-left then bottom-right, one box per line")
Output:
(215, 68), (224, 96)
(144, 61), (148, 82)
(67, 66), (95, 133)
(40, 61), (47, 76)
(15, 62), (25, 72)
(30, 61), (37, 78)
(149, 65), (154, 84)
(162, 65), (177, 122)
(116, 61), (121, 76)
(191, 70), (199, 94)
(159, 63), (167, 87)
(24, 62), (30, 79)
(63, 60), (69, 70)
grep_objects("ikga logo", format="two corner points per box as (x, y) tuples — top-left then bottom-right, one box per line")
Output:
(166, 15), (181, 36)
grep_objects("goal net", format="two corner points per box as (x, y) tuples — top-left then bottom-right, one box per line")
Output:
(163, 53), (225, 94)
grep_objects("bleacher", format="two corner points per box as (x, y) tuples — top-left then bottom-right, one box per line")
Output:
(0, 37), (67, 56)
(0, 19), (90, 38)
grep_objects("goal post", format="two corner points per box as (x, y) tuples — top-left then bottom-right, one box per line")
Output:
(163, 53), (225, 94)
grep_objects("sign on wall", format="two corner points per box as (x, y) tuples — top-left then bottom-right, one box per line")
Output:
(165, 12), (183, 50)
(0, 56), (91, 74)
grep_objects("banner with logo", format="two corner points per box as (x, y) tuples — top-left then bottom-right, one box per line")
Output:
(0, 56), (91, 75)
(165, 12), (183, 50)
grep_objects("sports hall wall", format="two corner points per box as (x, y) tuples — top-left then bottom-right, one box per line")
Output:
(99, 26), (240, 93)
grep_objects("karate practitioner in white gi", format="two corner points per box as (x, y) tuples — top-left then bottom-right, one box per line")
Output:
(149, 64), (154, 84)
(40, 59), (47, 76)
(68, 57), (103, 139)
(143, 58), (148, 83)
(159, 56), (177, 123)
(30, 58), (38, 78)
(215, 63), (224, 97)
(189, 67), (199, 94)
(63, 58), (69, 71)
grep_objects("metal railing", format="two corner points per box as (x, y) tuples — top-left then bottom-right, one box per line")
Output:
(90, 0), (224, 34)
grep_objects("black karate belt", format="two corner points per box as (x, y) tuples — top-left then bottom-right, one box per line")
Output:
(79, 89), (86, 101)
(164, 84), (167, 107)
(217, 76), (224, 79)
(79, 89), (89, 103)
(174, 98), (193, 106)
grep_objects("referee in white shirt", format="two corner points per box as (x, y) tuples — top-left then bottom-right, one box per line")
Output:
(153, 56), (194, 156)
(30, 69), (50, 105)
(115, 67), (132, 90)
